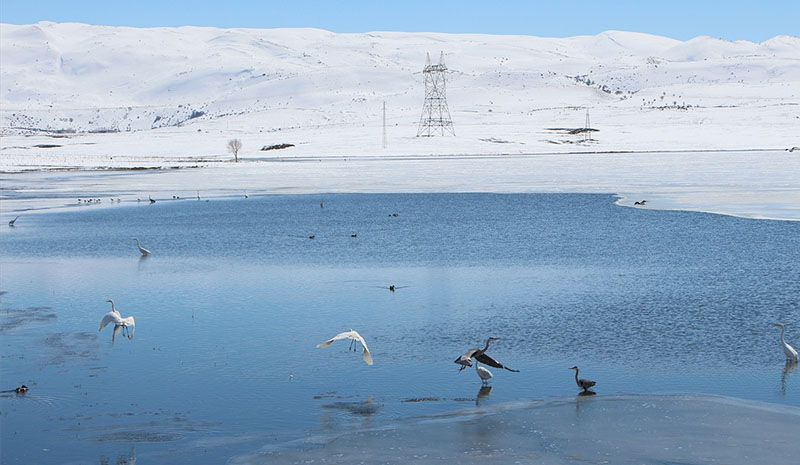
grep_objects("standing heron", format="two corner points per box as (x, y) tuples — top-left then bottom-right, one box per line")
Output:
(99, 300), (135, 340)
(569, 366), (596, 393)
(132, 238), (151, 256)
(8, 216), (19, 226)
(455, 337), (520, 372)
(773, 323), (799, 362)
(317, 329), (374, 365)
(475, 360), (493, 385)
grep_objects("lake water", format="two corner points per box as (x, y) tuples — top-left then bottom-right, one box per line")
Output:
(1, 193), (799, 464)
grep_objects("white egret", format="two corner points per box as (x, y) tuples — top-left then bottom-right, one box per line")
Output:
(475, 361), (493, 385)
(569, 366), (596, 393)
(317, 329), (374, 365)
(8, 216), (19, 226)
(132, 238), (151, 256)
(455, 337), (520, 372)
(106, 299), (120, 315)
(773, 323), (799, 362)
(99, 299), (135, 340)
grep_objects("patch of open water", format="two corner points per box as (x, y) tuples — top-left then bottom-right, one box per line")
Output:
(1, 193), (798, 463)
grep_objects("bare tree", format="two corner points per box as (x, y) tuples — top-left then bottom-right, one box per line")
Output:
(227, 139), (242, 162)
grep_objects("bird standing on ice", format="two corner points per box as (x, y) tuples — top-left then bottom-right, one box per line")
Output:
(475, 361), (493, 385)
(569, 366), (596, 393)
(8, 216), (19, 226)
(317, 329), (374, 365)
(99, 299), (136, 340)
(132, 238), (151, 256)
(773, 323), (799, 362)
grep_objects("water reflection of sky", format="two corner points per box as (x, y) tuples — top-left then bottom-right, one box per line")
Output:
(1, 193), (799, 464)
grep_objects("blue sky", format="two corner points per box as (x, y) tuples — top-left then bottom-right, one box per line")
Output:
(1, 0), (797, 42)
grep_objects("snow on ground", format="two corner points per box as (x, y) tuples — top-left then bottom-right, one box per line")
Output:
(0, 23), (798, 219)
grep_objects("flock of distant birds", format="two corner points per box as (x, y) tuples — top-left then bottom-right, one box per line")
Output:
(6, 195), (800, 398)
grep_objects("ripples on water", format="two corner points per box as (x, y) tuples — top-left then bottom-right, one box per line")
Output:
(1, 193), (799, 464)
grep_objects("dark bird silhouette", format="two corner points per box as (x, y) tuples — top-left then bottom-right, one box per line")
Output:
(569, 366), (596, 393)
(149, 196), (156, 204)
(455, 337), (520, 372)
(634, 200), (647, 206)
(8, 216), (19, 226)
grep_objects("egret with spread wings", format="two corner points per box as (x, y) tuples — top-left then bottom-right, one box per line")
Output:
(317, 329), (374, 365)
(99, 299), (136, 341)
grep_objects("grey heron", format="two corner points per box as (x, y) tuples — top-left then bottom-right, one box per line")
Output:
(317, 329), (374, 365)
(132, 238), (151, 256)
(455, 337), (520, 372)
(569, 366), (596, 393)
(773, 323), (799, 362)
(99, 300), (135, 340)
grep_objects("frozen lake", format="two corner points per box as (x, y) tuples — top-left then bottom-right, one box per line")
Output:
(1, 193), (799, 464)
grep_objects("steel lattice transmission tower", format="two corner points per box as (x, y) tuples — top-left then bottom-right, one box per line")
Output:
(584, 108), (590, 142)
(417, 52), (455, 137)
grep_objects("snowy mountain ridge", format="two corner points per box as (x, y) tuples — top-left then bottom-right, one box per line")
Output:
(1, 22), (798, 136)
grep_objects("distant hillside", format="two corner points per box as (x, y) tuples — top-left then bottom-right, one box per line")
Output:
(2, 22), (798, 136)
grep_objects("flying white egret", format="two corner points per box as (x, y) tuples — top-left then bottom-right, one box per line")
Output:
(475, 361), (493, 385)
(106, 299), (120, 314)
(773, 323), (799, 362)
(8, 216), (19, 226)
(99, 299), (135, 340)
(317, 329), (374, 365)
(455, 337), (520, 372)
(569, 366), (596, 393)
(132, 238), (151, 256)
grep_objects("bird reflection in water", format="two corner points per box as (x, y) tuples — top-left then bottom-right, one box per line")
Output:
(781, 360), (797, 395)
(476, 385), (492, 406)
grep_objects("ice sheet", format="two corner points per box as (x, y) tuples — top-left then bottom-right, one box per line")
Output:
(233, 394), (800, 465)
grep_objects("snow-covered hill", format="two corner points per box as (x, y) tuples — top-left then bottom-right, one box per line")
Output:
(1, 22), (799, 169)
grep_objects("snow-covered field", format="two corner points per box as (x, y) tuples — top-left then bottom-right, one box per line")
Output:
(1, 22), (798, 218)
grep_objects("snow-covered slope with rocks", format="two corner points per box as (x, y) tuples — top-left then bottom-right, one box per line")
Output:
(1, 22), (798, 169)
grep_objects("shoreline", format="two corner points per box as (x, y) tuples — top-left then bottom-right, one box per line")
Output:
(1, 149), (799, 221)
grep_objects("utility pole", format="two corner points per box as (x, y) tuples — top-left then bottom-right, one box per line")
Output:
(382, 101), (387, 149)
